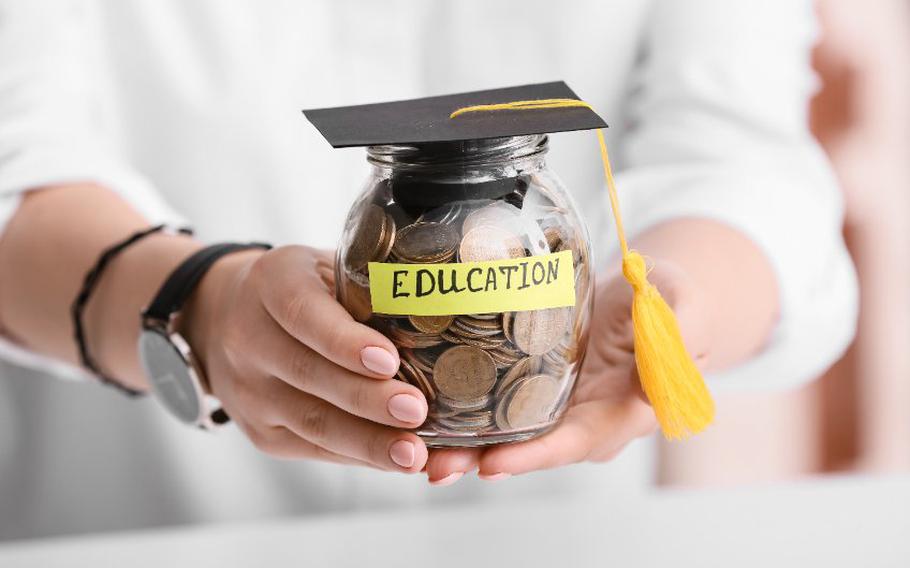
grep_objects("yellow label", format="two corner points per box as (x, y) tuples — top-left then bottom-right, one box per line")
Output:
(368, 250), (575, 316)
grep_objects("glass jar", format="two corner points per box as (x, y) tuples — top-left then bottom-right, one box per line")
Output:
(335, 135), (593, 447)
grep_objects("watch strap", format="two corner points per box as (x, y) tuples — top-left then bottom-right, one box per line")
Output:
(143, 242), (271, 323)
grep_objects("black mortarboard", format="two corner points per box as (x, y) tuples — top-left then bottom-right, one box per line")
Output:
(302, 81), (607, 148)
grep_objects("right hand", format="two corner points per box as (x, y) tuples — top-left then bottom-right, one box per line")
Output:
(181, 245), (429, 473)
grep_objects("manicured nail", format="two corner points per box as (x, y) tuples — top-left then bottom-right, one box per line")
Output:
(430, 472), (464, 487)
(361, 346), (398, 375)
(389, 440), (416, 468)
(478, 472), (511, 482)
(388, 394), (426, 424)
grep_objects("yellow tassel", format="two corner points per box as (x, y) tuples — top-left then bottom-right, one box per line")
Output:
(451, 98), (715, 439)
(623, 252), (714, 439)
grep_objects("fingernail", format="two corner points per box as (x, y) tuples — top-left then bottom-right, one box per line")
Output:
(389, 440), (416, 468)
(361, 346), (398, 375)
(429, 472), (464, 487)
(388, 394), (426, 424)
(478, 472), (511, 482)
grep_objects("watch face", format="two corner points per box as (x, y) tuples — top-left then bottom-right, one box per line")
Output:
(138, 329), (203, 424)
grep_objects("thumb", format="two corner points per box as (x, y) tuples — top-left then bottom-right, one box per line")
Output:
(641, 259), (712, 369)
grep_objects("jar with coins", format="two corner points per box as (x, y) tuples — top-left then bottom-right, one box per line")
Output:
(333, 134), (593, 447)
(306, 83), (715, 446)
(304, 82), (606, 447)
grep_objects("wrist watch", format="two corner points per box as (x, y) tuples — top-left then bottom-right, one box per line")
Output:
(138, 242), (271, 429)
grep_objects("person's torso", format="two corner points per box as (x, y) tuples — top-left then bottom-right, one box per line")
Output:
(0, 0), (655, 539)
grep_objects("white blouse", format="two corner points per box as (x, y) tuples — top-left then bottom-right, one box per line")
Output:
(0, 0), (856, 538)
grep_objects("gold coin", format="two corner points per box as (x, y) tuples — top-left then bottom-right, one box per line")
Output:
(402, 348), (436, 374)
(436, 393), (492, 412)
(432, 345), (497, 401)
(439, 329), (465, 345)
(511, 307), (570, 355)
(504, 374), (560, 429)
(398, 356), (435, 402)
(458, 226), (526, 262)
(408, 314), (454, 334)
(375, 213), (396, 263)
(495, 356), (541, 398)
(450, 318), (502, 338)
(345, 204), (387, 271)
(454, 315), (502, 331)
(502, 312), (515, 343)
(437, 409), (494, 430)
(337, 272), (373, 323)
(449, 333), (506, 350)
(488, 345), (523, 368)
(388, 325), (445, 349)
(392, 222), (459, 263)
(494, 395), (513, 430)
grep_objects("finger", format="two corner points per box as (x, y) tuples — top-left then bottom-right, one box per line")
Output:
(248, 425), (375, 467)
(647, 262), (712, 365)
(264, 380), (428, 473)
(425, 448), (481, 485)
(250, 323), (428, 427)
(255, 246), (400, 378)
(477, 399), (656, 477)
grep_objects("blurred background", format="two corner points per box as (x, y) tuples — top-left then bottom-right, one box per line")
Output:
(0, 0), (907, 563)
(658, 0), (910, 486)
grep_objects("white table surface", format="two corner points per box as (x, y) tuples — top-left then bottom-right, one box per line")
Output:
(1, 474), (907, 568)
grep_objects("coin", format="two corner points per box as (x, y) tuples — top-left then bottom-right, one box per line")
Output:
(408, 348), (438, 374)
(398, 356), (435, 402)
(442, 330), (505, 350)
(495, 356), (541, 398)
(408, 314), (454, 334)
(432, 345), (497, 401)
(345, 204), (388, 271)
(437, 409), (494, 429)
(341, 178), (587, 443)
(511, 307), (570, 355)
(451, 316), (502, 337)
(418, 203), (464, 226)
(437, 393), (492, 412)
(461, 202), (521, 235)
(502, 311), (515, 343)
(488, 345), (523, 368)
(504, 374), (560, 429)
(375, 214), (396, 262)
(338, 272), (373, 323)
(388, 325), (445, 349)
(458, 225), (526, 262)
(392, 222), (459, 263)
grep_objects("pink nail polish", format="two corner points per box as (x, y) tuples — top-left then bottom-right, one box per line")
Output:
(429, 472), (464, 487)
(478, 472), (511, 482)
(389, 440), (416, 468)
(361, 346), (398, 375)
(388, 394), (426, 424)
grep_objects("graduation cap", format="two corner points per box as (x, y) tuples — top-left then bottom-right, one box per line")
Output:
(303, 82), (608, 208)
(302, 81), (607, 148)
(303, 82), (716, 440)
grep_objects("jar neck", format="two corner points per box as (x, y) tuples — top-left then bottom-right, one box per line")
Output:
(367, 135), (548, 179)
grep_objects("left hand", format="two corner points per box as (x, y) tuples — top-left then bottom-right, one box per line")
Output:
(424, 259), (711, 484)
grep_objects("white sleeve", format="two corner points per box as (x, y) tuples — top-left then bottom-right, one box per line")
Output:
(611, 0), (858, 391)
(0, 0), (183, 378)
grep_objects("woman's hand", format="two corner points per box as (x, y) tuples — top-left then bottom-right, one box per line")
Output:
(181, 245), (429, 473)
(424, 259), (711, 484)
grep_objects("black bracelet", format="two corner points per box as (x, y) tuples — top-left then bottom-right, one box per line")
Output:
(71, 224), (193, 396)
